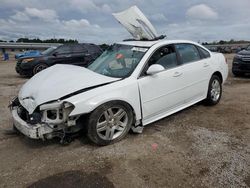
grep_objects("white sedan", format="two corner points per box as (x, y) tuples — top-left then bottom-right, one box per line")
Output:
(10, 39), (228, 145)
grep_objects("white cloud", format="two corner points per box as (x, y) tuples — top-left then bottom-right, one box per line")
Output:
(186, 4), (218, 20)
(70, 0), (98, 13)
(101, 4), (112, 13)
(62, 19), (90, 28)
(9, 8), (58, 22)
(25, 8), (58, 22)
(70, 0), (112, 14)
(150, 13), (167, 22)
(10, 11), (30, 21)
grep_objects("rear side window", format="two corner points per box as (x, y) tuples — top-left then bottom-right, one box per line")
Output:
(175, 44), (201, 64)
(198, 46), (211, 59)
(83, 44), (102, 54)
(72, 45), (87, 53)
(55, 45), (72, 54)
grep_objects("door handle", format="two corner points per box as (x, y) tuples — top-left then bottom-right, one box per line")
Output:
(65, 55), (71, 58)
(203, 63), (209, 67)
(173, 72), (183, 77)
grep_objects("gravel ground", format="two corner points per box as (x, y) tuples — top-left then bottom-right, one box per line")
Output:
(0, 54), (249, 188)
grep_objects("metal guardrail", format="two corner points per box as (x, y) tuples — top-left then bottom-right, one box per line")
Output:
(0, 42), (62, 49)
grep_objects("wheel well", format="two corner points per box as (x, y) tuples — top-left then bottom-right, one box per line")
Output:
(77, 100), (137, 126)
(212, 71), (223, 83)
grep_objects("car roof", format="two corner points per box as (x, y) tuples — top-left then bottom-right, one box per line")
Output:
(117, 39), (200, 48)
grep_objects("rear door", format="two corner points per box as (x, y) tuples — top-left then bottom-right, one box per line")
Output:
(50, 45), (73, 65)
(174, 43), (213, 103)
(70, 44), (88, 66)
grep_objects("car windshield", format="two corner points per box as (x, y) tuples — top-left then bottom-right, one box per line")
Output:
(41, 46), (57, 55)
(88, 44), (148, 78)
(247, 46), (250, 51)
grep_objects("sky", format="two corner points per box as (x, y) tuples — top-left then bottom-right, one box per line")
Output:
(0, 0), (249, 44)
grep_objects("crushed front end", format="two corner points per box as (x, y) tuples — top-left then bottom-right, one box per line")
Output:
(9, 97), (80, 140)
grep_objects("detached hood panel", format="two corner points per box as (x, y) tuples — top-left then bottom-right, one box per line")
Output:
(18, 65), (119, 113)
(113, 6), (158, 40)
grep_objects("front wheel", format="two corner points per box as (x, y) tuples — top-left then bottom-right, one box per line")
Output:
(87, 101), (133, 145)
(205, 75), (222, 105)
(33, 63), (48, 75)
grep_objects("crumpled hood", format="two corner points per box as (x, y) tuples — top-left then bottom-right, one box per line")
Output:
(18, 64), (119, 114)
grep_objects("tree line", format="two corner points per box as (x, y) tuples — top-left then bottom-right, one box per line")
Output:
(16, 38), (79, 44)
(202, 39), (250, 45)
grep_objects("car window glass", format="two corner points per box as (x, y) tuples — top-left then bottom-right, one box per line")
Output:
(88, 44), (147, 78)
(175, 44), (200, 64)
(72, 45), (87, 53)
(55, 46), (72, 54)
(140, 45), (178, 77)
(198, 46), (210, 59)
(84, 44), (102, 54)
(148, 45), (178, 69)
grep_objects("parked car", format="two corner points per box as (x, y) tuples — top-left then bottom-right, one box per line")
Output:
(206, 46), (218, 52)
(15, 50), (41, 59)
(232, 45), (250, 76)
(9, 6), (228, 145)
(223, 46), (232, 54)
(15, 43), (102, 77)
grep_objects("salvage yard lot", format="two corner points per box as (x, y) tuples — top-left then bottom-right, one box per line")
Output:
(0, 54), (249, 188)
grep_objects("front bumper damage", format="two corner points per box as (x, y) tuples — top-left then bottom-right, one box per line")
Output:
(12, 107), (53, 139)
(10, 97), (80, 140)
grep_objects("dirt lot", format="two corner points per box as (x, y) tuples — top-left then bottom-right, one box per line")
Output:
(0, 54), (249, 188)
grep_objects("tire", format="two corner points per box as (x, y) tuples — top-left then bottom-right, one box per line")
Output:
(33, 63), (48, 75)
(232, 71), (244, 77)
(87, 101), (133, 146)
(205, 75), (222, 106)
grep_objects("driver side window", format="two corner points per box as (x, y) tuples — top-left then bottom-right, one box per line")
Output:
(141, 45), (178, 76)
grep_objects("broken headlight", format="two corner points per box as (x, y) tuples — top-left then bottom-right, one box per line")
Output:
(39, 102), (74, 125)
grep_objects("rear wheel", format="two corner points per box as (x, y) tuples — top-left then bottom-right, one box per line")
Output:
(87, 101), (133, 145)
(33, 63), (48, 75)
(205, 75), (222, 105)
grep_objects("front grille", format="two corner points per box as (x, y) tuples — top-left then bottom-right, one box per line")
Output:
(16, 61), (21, 66)
(242, 57), (250, 62)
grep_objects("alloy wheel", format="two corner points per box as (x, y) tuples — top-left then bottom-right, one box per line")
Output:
(210, 79), (221, 102)
(96, 107), (128, 140)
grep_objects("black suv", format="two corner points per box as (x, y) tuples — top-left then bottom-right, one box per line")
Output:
(232, 45), (250, 76)
(16, 43), (102, 76)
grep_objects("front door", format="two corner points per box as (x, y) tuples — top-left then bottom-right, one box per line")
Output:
(138, 45), (188, 125)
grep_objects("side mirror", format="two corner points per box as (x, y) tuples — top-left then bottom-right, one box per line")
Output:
(146, 64), (165, 75)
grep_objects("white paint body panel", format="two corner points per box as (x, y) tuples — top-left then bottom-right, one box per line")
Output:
(17, 40), (228, 127)
(18, 64), (119, 114)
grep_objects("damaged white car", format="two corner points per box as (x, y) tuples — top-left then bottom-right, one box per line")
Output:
(10, 6), (228, 145)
